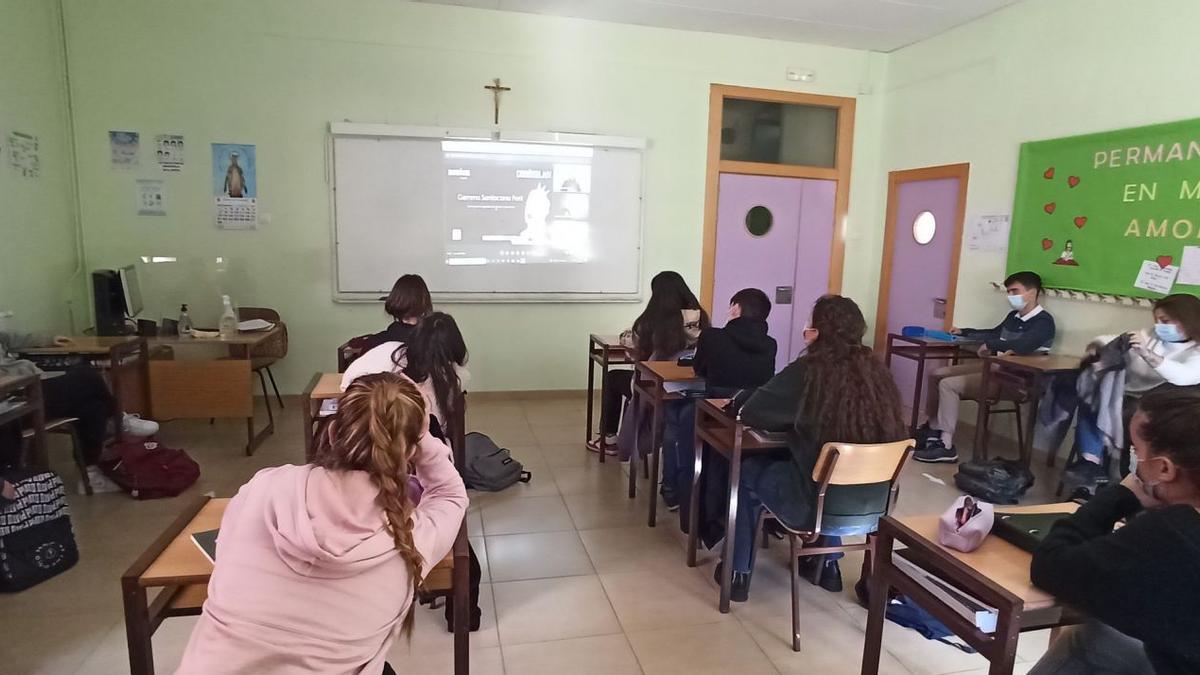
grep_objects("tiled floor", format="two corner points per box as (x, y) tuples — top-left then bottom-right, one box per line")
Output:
(0, 393), (1065, 674)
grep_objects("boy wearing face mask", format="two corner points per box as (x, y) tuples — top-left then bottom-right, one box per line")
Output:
(1029, 390), (1200, 675)
(915, 271), (1055, 463)
(1064, 293), (1200, 485)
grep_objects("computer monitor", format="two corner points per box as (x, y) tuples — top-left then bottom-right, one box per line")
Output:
(119, 264), (143, 317)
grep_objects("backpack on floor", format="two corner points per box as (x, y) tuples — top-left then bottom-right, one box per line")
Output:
(0, 470), (79, 592)
(102, 440), (200, 500)
(462, 432), (531, 492)
(953, 459), (1034, 505)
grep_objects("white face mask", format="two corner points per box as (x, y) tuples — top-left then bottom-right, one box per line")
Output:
(1131, 451), (1163, 501)
(1007, 293), (1026, 310)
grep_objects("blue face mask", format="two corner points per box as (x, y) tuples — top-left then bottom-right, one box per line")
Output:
(1155, 322), (1187, 343)
(1006, 294), (1026, 310)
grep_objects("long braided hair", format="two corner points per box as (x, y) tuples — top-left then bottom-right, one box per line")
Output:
(312, 372), (427, 636)
(798, 296), (906, 445)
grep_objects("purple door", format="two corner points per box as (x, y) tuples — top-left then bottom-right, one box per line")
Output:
(879, 172), (965, 421)
(713, 174), (835, 372)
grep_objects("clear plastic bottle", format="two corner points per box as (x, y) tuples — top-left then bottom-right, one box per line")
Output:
(218, 295), (238, 339)
(177, 304), (193, 337)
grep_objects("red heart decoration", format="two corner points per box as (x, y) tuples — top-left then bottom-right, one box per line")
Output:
(1157, 255), (1173, 269)
(1074, 216), (1087, 229)
(1044, 167), (1055, 179)
(1044, 202), (1056, 214)
(1041, 238), (1054, 251)
(1068, 176), (1080, 188)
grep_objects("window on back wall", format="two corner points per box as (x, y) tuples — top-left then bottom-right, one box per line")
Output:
(719, 98), (838, 168)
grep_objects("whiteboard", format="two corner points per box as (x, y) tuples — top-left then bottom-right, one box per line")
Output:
(331, 124), (645, 302)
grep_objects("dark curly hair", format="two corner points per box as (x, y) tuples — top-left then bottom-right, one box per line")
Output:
(798, 295), (906, 446)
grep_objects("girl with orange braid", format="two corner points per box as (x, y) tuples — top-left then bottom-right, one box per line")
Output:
(177, 372), (468, 674)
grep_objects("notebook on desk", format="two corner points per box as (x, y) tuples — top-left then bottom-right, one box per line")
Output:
(991, 512), (1072, 552)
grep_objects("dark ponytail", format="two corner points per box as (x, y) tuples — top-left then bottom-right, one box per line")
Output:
(395, 312), (468, 440)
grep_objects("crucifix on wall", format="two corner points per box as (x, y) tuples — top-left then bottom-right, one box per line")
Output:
(484, 78), (510, 125)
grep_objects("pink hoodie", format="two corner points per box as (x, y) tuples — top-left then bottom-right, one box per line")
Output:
(176, 434), (467, 674)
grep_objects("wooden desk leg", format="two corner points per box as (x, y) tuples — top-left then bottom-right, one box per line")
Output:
(884, 335), (894, 367)
(718, 432), (743, 613)
(122, 579), (155, 675)
(586, 343), (597, 446)
(647, 391), (664, 527)
(686, 427), (704, 567)
(452, 522), (470, 675)
(973, 359), (994, 463)
(911, 344), (928, 433)
(1022, 374), (1044, 469)
(860, 529), (894, 675)
(598, 356), (608, 464)
(628, 386), (640, 500)
(990, 605), (1023, 675)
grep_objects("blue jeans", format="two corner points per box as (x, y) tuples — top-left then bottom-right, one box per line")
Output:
(660, 399), (696, 498)
(731, 455), (844, 573)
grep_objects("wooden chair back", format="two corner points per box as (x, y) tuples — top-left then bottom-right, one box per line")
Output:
(811, 439), (915, 486)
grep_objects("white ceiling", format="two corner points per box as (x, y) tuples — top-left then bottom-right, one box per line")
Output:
(411, 0), (1024, 52)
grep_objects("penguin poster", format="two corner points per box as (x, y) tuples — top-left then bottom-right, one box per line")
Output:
(212, 142), (257, 229)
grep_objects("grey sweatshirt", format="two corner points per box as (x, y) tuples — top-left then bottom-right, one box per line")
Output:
(0, 331), (51, 379)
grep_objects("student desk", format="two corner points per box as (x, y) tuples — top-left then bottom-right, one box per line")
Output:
(686, 398), (787, 612)
(21, 330), (281, 455)
(972, 354), (1081, 466)
(302, 372), (343, 460)
(16, 336), (151, 439)
(629, 360), (701, 525)
(122, 495), (472, 674)
(862, 502), (1083, 675)
(585, 334), (633, 462)
(0, 374), (46, 466)
(883, 334), (979, 432)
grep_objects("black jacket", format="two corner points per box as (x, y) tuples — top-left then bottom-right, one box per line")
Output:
(693, 318), (777, 391)
(1031, 486), (1200, 674)
(961, 308), (1056, 355)
(361, 321), (417, 352)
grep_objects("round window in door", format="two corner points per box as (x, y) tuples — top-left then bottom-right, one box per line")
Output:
(745, 205), (773, 237)
(912, 210), (937, 245)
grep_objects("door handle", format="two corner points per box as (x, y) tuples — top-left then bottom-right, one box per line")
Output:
(776, 287), (793, 305)
(933, 297), (947, 319)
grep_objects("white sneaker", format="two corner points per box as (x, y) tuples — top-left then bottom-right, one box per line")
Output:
(81, 466), (123, 494)
(121, 413), (159, 437)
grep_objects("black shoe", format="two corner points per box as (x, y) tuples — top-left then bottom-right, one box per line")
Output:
(660, 485), (680, 512)
(713, 562), (751, 602)
(914, 438), (958, 463)
(818, 560), (843, 593)
(1063, 459), (1106, 486)
(913, 422), (938, 447)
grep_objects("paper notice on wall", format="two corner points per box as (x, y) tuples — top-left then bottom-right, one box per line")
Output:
(1133, 259), (1179, 294)
(7, 131), (39, 178)
(212, 143), (257, 229)
(109, 131), (140, 169)
(1177, 247), (1200, 286)
(965, 215), (1011, 252)
(136, 179), (166, 216)
(155, 134), (184, 172)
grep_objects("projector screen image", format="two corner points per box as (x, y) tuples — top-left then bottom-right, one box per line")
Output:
(443, 141), (593, 266)
(332, 132), (643, 298)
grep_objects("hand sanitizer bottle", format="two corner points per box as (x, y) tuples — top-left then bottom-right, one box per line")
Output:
(219, 295), (238, 339)
(178, 304), (193, 337)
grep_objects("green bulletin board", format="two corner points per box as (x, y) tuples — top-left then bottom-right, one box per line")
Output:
(1008, 117), (1200, 298)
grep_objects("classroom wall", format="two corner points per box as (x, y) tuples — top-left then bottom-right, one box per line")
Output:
(0, 0), (83, 337)
(61, 0), (888, 393)
(879, 0), (1200, 351)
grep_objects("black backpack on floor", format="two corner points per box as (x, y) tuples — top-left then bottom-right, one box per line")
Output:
(0, 471), (79, 592)
(953, 459), (1034, 504)
(462, 433), (531, 491)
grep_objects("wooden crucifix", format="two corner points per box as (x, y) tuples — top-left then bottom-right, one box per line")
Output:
(484, 78), (510, 125)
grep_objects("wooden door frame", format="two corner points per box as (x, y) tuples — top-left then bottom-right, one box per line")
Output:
(872, 163), (970, 350)
(699, 84), (856, 313)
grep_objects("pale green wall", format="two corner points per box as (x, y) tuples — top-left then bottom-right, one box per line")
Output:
(879, 0), (1200, 353)
(61, 0), (887, 393)
(0, 0), (83, 337)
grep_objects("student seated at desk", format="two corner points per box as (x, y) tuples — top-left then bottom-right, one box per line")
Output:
(672, 288), (776, 523)
(342, 312), (470, 438)
(915, 271), (1056, 464)
(0, 330), (158, 494)
(719, 295), (907, 601)
(589, 271), (708, 456)
(1062, 293), (1200, 487)
(345, 274), (433, 361)
(1029, 390), (1200, 675)
(177, 373), (468, 675)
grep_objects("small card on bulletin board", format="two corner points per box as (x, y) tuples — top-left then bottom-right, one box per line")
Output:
(1007, 117), (1200, 297)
